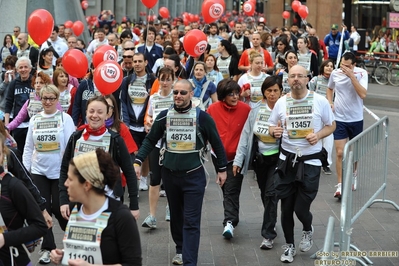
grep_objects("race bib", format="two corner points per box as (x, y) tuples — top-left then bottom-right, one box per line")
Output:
(32, 113), (62, 152)
(286, 92), (314, 139)
(253, 106), (276, 143)
(74, 132), (111, 157)
(128, 83), (148, 104)
(166, 109), (197, 152)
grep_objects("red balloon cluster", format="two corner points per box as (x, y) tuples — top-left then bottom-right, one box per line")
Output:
(27, 9), (54, 45)
(298, 5), (309, 19)
(159, 7), (170, 18)
(62, 49), (88, 78)
(202, 0), (225, 24)
(81, 0), (89, 10)
(94, 60), (123, 95)
(291, 0), (301, 12)
(140, 0), (158, 9)
(139, 11), (146, 16)
(85, 15), (99, 30)
(183, 29), (207, 57)
(242, 1), (255, 16)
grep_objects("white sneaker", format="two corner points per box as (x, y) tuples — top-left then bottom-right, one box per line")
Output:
(38, 249), (51, 264)
(159, 190), (167, 197)
(299, 225), (314, 252)
(352, 172), (357, 191)
(280, 244), (296, 263)
(172, 253), (183, 265)
(260, 238), (274, 249)
(334, 183), (342, 199)
(222, 221), (234, 239)
(139, 176), (148, 191)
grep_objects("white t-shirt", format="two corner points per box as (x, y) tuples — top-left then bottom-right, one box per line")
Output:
(268, 91), (335, 166)
(237, 72), (269, 108)
(23, 111), (76, 178)
(327, 67), (367, 122)
(87, 39), (109, 54)
(152, 58), (164, 74)
(350, 31), (361, 51)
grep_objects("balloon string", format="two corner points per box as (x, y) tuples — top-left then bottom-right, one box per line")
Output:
(36, 45), (41, 78)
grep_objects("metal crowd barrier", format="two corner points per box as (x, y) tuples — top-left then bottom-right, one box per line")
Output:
(314, 116), (399, 265)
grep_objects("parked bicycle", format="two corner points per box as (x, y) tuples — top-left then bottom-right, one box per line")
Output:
(357, 54), (389, 85)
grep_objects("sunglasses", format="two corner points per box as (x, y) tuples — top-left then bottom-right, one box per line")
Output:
(123, 55), (133, 59)
(173, 90), (189, 95)
(124, 47), (135, 51)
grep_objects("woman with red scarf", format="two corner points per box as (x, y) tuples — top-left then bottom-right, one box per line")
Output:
(58, 95), (140, 224)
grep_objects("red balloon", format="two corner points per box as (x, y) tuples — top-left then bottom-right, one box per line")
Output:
(92, 45), (117, 68)
(298, 5), (309, 19)
(183, 29), (207, 57)
(93, 60), (123, 95)
(159, 7), (170, 18)
(140, 0), (158, 9)
(147, 15), (154, 22)
(183, 18), (190, 26)
(194, 14), (200, 22)
(282, 11), (290, 19)
(65, 20), (73, 28)
(81, 0), (89, 10)
(62, 49), (88, 78)
(202, 0), (225, 24)
(229, 20), (235, 28)
(72, 21), (84, 36)
(27, 9), (54, 45)
(291, 0), (301, 12)
(243, 1), (255, 16)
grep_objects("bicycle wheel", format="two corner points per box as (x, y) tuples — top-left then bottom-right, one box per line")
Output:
(374, 65), (389, 85)
(388, 67), (399, 86)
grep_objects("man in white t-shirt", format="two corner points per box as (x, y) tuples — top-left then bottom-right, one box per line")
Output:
(327, 52), (368, 199)
(268, 65), (335, 263)
(86, 28), (108, 55)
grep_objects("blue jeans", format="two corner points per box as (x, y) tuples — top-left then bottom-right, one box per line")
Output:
(162, 166), (206, 266)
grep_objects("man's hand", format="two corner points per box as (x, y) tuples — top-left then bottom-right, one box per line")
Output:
(60, 204), (70, 220)
(131, 210), (140, 220)
(305, 132), (319, 146)
(134, 164), (141, 180)
(42, 209), (53, 228)
(340, 64), (355, 80)
(272, 120), (284, 138)
(216, 171), (227, 187)
(50, 249), (64, 265)
(232, 165), (241, 176)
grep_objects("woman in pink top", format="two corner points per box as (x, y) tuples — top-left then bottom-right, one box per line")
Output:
(6, 72), (62, 131)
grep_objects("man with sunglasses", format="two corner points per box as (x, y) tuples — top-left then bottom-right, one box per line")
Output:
(134, 79), (227, 265)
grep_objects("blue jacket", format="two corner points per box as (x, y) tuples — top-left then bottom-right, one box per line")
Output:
(136, 43), (163, 73)
(120, 72), (156, 128)
(72, 78), (95, 126)
(324, 30), (350, 59)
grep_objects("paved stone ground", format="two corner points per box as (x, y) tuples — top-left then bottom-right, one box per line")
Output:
(30, 89), (399, 266)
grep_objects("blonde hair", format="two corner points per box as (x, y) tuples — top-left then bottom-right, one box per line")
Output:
(40, 84), (60, 99)
(249, 50), (262, 64)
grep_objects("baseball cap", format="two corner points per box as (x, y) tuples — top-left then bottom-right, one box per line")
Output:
(331, 24), (338, 30)
(154, 19), (161, 25)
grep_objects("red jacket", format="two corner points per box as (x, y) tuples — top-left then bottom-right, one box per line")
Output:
(207, 101), (251, 161)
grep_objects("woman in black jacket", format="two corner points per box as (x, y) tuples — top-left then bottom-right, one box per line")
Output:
(0, 134), (47, 266)
(59, 96), (139, 222)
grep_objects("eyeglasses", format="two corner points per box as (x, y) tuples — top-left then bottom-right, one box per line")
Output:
(173, 90), (189, 95)
(124, 47), (135, 51)
(123, 55), (133, 59)
(288, 74), (306, 79)
(227, 92), (240, 97)
(41, 97), (57, 102)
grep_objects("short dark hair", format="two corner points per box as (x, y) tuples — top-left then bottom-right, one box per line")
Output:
(216, 78), (240, 101)
(261, 76), (283, 99)
(53, 26), (59, 33)
(341, 51), (356, 64)
(143, 26), (157, 42)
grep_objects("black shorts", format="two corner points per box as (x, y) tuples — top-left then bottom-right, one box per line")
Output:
(129, 130), (147, 148)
